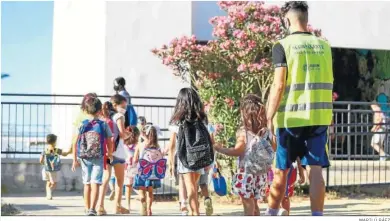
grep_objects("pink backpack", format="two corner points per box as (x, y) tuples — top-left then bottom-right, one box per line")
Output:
(138, 147), (167, 180)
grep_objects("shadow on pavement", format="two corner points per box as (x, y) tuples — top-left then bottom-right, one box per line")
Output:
(15, 204), (59, 211)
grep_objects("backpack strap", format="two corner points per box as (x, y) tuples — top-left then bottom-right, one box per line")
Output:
(96, 120), (106, 147)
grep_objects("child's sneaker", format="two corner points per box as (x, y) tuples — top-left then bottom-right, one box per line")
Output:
(277, 208), (289, 216)
(265, 208), (288, 216)
(204, 197), (213, 216)
(179, 202), (188, 216)
(87, 209), (97, 216)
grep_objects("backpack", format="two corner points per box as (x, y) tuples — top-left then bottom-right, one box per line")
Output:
(241, 130), (274, 175)
(177, 120), (214, 170)
(124, 105), (138, 128)
(138, 147), (167, 180)
(77, 119), (105, 159)
(44, 148), (61, 172)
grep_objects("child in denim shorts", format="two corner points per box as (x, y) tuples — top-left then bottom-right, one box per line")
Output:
(72, 95), (114, 216)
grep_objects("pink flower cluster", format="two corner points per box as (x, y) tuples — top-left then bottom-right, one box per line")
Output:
(208, 72), (222, 81)
(151, 34), (208, 75)
(224, 97), (235, 108)
(152, 1), (322, 89)
(237, 58), (271, 73)
(217, 1), (250, 10)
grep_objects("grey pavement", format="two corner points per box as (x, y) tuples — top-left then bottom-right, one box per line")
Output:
(2, 192), (390, 216)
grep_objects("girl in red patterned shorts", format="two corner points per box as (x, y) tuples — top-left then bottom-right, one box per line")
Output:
(215, 94), (275, 216)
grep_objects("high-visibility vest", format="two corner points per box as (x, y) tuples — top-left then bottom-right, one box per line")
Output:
(274, 34), (334, 128)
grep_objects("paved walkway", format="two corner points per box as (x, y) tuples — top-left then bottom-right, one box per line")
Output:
(2, 192), (390, 216)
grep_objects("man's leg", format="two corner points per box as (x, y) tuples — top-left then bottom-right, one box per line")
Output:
(267, 168), (289, 214)
(281, 167), (294, 215)
(267, 127), (303, 216)
(306, 165), (325, 214)
(301, 126), (330, 216)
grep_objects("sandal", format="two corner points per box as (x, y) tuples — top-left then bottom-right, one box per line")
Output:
(115, 205), (130, 214)
(97, 206), (107, 216)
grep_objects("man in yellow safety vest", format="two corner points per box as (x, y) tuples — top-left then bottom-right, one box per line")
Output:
(266, 1), (333, 216)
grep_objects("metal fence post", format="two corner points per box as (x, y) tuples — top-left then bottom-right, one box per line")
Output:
(347, 104), (351, 160)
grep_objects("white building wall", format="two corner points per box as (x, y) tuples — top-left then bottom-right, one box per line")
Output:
(308, 1), (390, 50)
(104, 1), (190, 99)
(51, 0), (106, 96)
(51, 0), (106, 152)
(51, 1), (192, 149)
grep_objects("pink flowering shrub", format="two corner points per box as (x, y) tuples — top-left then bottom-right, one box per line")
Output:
(152, 1), (322, 173)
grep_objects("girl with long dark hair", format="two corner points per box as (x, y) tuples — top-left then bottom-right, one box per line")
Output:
(167, 88), (213, 216)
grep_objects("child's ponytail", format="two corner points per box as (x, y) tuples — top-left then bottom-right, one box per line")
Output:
(102, 101), (113, 119)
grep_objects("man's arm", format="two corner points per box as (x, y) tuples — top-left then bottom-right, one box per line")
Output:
(266, 67), (287, 121)
(267, 43), (287, 123)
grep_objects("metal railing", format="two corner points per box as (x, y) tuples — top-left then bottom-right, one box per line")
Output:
(1, 94), (389, 189)
(1, 93), (176, 157)
(1, 93), (178, 197)
(326, 101), (390, 187)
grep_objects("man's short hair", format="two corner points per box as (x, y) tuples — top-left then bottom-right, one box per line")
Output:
(46, 134), (57, 145)
(282, 1), (309, 23)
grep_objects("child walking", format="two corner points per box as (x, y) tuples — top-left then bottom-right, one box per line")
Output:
(72, 95), (114, 216)
(215, 94), (274, 216)
(107, 94), (131, 214)
(176, 123), (217, 216)
(133, 124), (166, 216)
(96, 101), (115, 215)
(167, 88), (215, 216)
(124, 126), (140, 212)
(40, 134), (71, 200)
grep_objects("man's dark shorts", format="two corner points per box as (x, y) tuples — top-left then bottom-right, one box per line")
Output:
(275, 126), (330, 170)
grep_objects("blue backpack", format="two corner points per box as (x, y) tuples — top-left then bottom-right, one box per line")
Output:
(212, 167), (227, 196)
(44, 149), (62, 172)
(77, 119), (105, 159)
(124, 105), (138, 128)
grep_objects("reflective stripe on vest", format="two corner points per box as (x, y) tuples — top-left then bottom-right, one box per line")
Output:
(284, 83), (333, 94)
(278, 102), (333, 112)
(274, 34), (334, 128)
